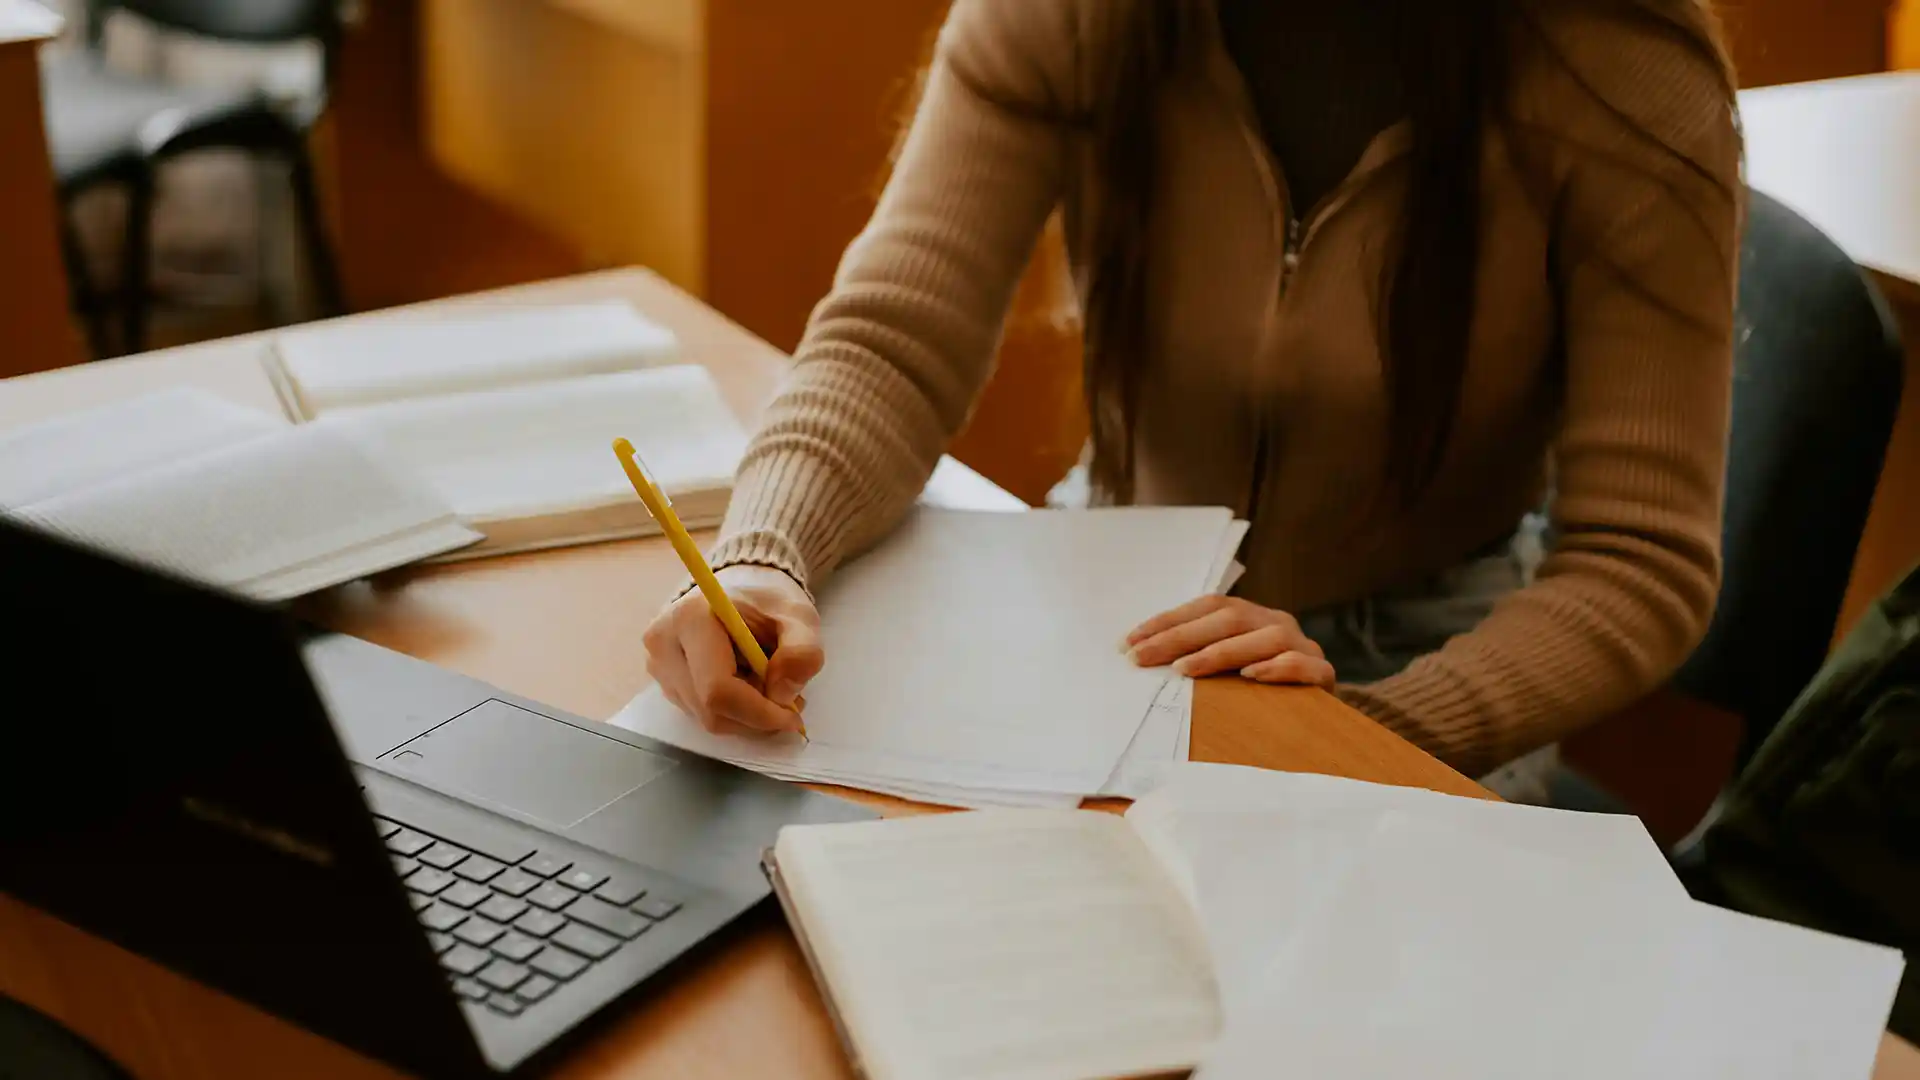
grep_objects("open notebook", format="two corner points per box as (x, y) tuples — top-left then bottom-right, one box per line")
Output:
(263, 302), (749, 559)
(766, 765), (1903, 1080)
(0, 389), (478, 600)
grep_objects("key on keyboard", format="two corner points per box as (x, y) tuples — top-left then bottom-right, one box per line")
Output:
(514, 909), (566, 938)
(489, 868), (540, 897)
(453, 917), (506, 948)
(526, 881), (579, 911)
(520, 852), (571, 878)
(441, 945), (490, 976)
(439, 881), (491, 910)
(419, 843), (468, 870)
(492, 932), (541, 963)
(565, 897), (650, 940)
(528, 946), (588, 982)
(551, 923), (619, 960)
(454, 856), (506, 883)
(478, 895), (528, 924)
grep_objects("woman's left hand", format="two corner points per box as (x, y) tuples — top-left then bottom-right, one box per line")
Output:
(1125, 596), (1337, 686)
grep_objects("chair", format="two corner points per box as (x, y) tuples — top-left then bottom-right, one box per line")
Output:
(1670, 189), (1906, 765)
(42, 0), (346, 357)
(1548, 190), (1905, 828)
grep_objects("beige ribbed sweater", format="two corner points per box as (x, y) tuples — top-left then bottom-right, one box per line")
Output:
(706, 0), (1742, 774)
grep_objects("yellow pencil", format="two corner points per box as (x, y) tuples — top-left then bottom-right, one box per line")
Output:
(612, 438), (807, 739)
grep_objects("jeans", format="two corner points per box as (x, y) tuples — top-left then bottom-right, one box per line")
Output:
(1297, 512), (1561, 802)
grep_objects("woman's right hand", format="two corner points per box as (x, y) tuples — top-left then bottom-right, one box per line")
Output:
(643, 565), (822, 736)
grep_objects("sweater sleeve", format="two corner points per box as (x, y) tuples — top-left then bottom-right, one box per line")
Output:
(703, 0), (1073, 591)
(1340, 38), (1743, 775)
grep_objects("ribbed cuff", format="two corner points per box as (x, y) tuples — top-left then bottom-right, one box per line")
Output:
(1336, 680), (1503, 779)
(704, 528), (814, 595)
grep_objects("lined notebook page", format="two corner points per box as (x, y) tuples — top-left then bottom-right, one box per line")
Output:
(314, 366), (747, 523)
(777, 811), (1218, 1080)
(17, 424), (476, 599)
(0, 388), (276, 507)
(273, 301), (680, 416)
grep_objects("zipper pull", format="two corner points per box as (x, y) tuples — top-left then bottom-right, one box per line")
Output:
(1279, 217), (1303, 294)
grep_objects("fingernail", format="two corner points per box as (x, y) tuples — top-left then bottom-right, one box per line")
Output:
(1119, 637), (1134, 654)
(1127, 646), (1145, 666)
(1173, 658), (1194, 676)
(768, 679), (801, 707)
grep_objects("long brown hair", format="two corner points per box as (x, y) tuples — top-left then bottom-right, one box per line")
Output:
(1078, 0), (1739, 505)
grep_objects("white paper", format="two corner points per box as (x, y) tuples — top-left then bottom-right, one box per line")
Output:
(918, 457), (1028, 512)
(1099, 520), (1245, 799)
(9, 404), (478, 600)
(274, 301), (679, 415)
(777, 811), (1217, 1080)
(617, 507), (1236, 795)
(1098, 677), (1193, 800)
(0, 388), (277, 507)
(1127, 763), (1681, 1019)
(1196, 814), (1906, 1080)
(317, 366), (747, 524)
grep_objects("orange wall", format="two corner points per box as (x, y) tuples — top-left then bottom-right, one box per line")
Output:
(1719, 0), (1893, 86)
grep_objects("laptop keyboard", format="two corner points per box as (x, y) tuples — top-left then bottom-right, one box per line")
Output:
(376, 816), (682, 1019)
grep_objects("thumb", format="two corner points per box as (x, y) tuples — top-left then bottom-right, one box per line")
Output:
(764, 616), (824, 708)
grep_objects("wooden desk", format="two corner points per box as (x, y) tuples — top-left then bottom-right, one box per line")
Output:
(0, 268), (1909, 1079)
(0, 0), (82, 376)
(1741, 72), (1920, 641)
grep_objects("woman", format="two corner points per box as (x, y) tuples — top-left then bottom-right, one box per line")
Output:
(643, 0), (1742, 780)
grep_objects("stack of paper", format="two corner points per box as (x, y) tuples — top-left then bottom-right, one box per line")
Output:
(613, 508), (1247, 808)
(1129, 764), (1906, 1080)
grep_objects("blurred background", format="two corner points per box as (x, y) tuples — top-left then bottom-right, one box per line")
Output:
(4, 0), (1913, 508)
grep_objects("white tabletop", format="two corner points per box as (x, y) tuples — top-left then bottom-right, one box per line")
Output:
(0, 0), (59, 45)
(1741, 72), (1920, 301)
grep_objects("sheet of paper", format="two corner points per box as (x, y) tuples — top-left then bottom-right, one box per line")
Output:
(748, 767), (1083, 810)
(15, 423), (478, 599)
(617, 507), (1236, 795)
(317, 366), (747, 523)
(274, 301), (679, 415)
(778, 810), (1217, 1080)
(1099, 521), (1244, 798)
(918, 457), (1028, 512)
(1195, 814), (1906, 1080)
(1126, 763), (1681, 1018)
(0, 388), (277, 507)
(1099, 677), (1193, 800)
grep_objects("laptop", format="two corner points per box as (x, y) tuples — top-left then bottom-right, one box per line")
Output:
(0, 518), (873, 1078)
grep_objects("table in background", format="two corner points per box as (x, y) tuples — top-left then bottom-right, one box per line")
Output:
(0, 0), (81, 376)
(1741, 71), (1920, 641)
(0, 267), (1503, 1080)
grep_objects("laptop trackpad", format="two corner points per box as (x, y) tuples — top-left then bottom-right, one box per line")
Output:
(380, 700), (676, 830)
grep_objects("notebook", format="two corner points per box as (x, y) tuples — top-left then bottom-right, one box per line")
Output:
(262, 303), (750, 559)
(263, 301), (681, 420)
(763, 769), (1686, 1080)
(0, 389), (479, 600)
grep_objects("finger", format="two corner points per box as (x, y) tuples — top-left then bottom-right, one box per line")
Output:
(1172, 625), (1308, 677)
(764, 615), (824, 708)
(681, 612), (802, 734)
(645, 641), (695, 714)
(1129, 606), (1248, 667)
(1125, 595), (1230, 647)
(1240, 652), (1338, 687)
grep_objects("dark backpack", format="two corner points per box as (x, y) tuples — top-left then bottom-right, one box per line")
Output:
(1682, 562), (1920, 1041)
